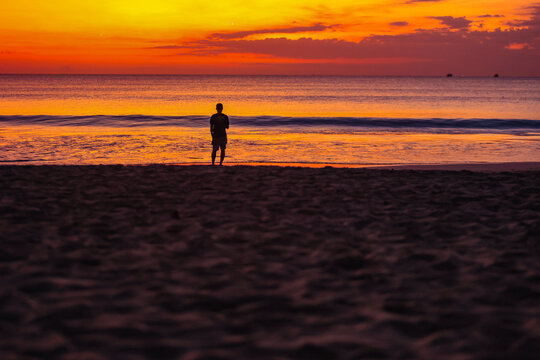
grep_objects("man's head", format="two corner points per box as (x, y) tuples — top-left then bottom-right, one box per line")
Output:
(216, 103), (223, 113)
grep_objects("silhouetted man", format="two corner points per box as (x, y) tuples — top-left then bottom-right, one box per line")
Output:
(210, 103), (229, 165)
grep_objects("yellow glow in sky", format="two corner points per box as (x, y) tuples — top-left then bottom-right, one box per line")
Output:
(0, 0), (538, 74)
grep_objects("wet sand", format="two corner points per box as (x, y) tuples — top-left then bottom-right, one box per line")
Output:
(372, 162), (540, 172)
(172, 162), (540, 171)
(1, 165), (539, 359)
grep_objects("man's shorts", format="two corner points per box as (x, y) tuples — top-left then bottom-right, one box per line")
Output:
(212, 136), (227, 150)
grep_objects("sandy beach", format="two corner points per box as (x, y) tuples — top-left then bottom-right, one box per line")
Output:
(1, 164), (539, 360)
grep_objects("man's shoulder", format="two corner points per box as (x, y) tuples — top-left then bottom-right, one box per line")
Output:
(211, 113), (228, 120)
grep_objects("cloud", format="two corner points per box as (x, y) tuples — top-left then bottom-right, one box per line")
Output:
(505, 42), (533, 50)
(429, 16), (472, 29)
(478, 14), (505, 18)
(145, 5), (540, 75)
(149, 45), (183, 49)
(175, 25), (538, 60)
(191, 38), (362, 59)
(390, 21), (409, 26)
(210, 23), (335, 40)
(506, 4), (540, 29)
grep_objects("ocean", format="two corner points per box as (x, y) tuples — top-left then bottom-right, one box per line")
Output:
(1, 75), (539, 165)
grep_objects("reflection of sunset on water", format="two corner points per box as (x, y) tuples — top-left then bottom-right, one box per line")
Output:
(2, 125), (538, 165)
(1, 76), (538, 165)
(1, 75), (539, 119)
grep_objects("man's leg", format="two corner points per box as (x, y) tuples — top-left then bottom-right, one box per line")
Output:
(219, 148), (225, 165)
(211, 146), (217, 165)
(219, 143), (226, 165)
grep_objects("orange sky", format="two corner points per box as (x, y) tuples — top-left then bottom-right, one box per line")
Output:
(1, 0), (539, 75)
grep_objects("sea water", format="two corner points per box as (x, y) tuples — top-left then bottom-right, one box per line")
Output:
(1, 75), (539, 165)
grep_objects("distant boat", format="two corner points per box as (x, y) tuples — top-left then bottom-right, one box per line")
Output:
(446, 73), (453, 77)
(494, 73), (499, 78)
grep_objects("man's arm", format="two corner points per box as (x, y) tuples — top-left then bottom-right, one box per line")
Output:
(226, 115), (229, 129)
(210, 116), (215, 136)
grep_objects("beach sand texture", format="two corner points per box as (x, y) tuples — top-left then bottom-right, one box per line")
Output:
(1, 165), (539, 359)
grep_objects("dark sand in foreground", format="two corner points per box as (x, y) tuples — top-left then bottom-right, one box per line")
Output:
(1, 165), (539, 360)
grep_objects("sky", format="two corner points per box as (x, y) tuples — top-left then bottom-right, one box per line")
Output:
(1, 0), (539, 75)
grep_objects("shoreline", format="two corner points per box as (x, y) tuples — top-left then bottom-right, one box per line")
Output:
(173, 161), (540, 171)
(2, 161), (540, 171)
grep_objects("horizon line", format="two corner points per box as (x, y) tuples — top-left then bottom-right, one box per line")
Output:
(1, 73), (538, 78)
